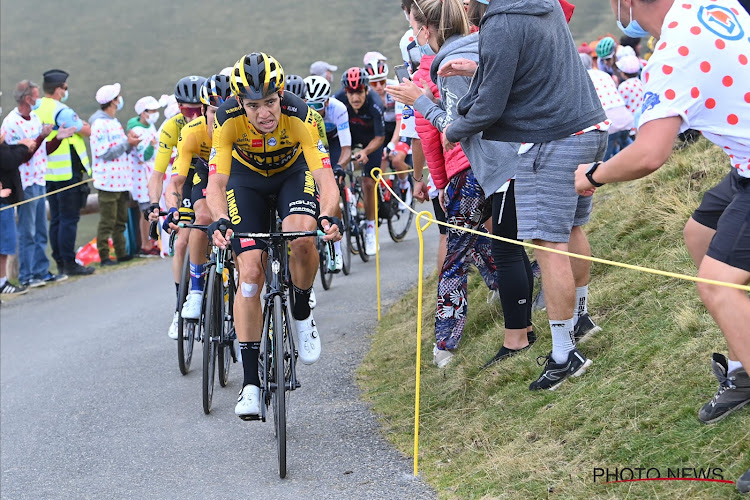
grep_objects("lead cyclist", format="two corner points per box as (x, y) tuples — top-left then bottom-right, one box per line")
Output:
(206, 52), (341, 418)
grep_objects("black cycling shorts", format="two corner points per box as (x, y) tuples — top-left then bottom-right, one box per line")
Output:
(694, 168), (750, 272)
(353, 143), (384, 180)
(226, 159), (320, 255)
(432, 196), (447, 235)
(191, 160), (208, 204)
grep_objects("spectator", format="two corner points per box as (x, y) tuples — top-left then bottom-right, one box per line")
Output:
(580, 53), (634, 160)
(35, 69), (95, 276)
(615, 55), (643, 129)
(2, 80), (77, 288)
(89, 83), (136, 266)
(127, 96), (161, 257)
(618, 34), (642, 57)
(596, 36), (620, 83)
(441, 0), (608, 390)
(310, 61), (338, 84)
(575, 0), (750, 492)
(0, 125), (36, 295)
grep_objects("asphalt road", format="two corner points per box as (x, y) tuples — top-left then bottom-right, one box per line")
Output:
(0, 219), (438, 500)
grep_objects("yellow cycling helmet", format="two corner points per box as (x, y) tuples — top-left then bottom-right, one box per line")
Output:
(231, 52), (285, 100)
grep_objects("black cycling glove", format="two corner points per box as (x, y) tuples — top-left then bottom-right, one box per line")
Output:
(143, 202), (160, 221)
(208, 218), (234, 238)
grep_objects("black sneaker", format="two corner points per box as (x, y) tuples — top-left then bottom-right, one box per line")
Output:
(100, 259), (118, 267)
(698, 353), (750, 424)
(482, 331), (537, 369)
(573, 313), (601, 344)
(738, 468), (750, 494)
(63, 262), (96, 276)
(118, 254), (134, 263)
(0, 281), (29, 296)
(529, 348), (593, 391)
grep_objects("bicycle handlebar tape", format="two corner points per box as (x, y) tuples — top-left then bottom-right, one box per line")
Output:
(149, 221), (159, 241)
(143, 203), (161, 221)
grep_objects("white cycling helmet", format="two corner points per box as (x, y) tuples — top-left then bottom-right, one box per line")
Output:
(364, 60), (389, 81)
(304, 75), (331, 103)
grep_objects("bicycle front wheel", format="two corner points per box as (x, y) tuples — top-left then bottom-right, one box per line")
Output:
(271, 293), (287, 478)
(356, 190), (369, 263)
(202, 270), (218, 414)
(340, 191), (352, 275)
(319, 241), (333, 291)
(218, 267), (236, 387)
(177, 250), (191, 375)
(387, 178), (415, 242)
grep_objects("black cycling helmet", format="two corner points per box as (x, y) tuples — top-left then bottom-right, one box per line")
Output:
(284, 74), (306, 99)
(174, 76), (207, 104)
(200, 74), (232, 107)
(231, 52), (285, 100)
(342, 67), (368, 92)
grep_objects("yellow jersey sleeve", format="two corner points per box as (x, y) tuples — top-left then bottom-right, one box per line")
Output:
(174, 117), (211, 178)
(294, 107), (331, 173)
(154, 114), (186, 174)
(210, 99), (243, 177)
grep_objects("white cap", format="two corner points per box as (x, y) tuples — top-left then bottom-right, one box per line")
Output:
(219, 67), (233, 76)
(95, 83), (121, 104)
(310, 61), (338, 76)
(616, 45), (636, 60)
(616, 55), (642, 74)
(363, 51), (387, 67)
(135, 96), (160, 115)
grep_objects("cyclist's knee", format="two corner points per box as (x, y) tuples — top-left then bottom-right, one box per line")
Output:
(289, 237), (315, 258)
(236, 252), (265, 285)
(193, 201), (211, 224)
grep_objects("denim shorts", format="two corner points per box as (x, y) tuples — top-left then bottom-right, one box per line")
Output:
(0, 204), (18, 255)
(514, 130), (607, 243)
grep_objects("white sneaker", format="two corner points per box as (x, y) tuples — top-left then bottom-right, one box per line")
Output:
(181, 291), (203, 320)
(365, 232), (377, 256)
(309, 287), (317, 310)
(235, 384), (260, 418)
(295, 314), (321, 365)
(334, 253), (343, 271)
(168, 311), (179, 340)
(399, 182), (413, 208)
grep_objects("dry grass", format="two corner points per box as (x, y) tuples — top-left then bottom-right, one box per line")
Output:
(358, 138), (749, 499)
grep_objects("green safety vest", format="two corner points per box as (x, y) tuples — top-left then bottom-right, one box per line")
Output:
(34, 97), (91, 181)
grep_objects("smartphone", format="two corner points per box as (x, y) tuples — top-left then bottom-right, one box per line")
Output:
(394, 64), (411, 83)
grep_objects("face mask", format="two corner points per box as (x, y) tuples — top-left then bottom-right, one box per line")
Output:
(617, 0), (650, 38)
(146, 111), (159, 124)
(116, 96), (124, 111)
(31, 98), (42, 111)
(416, 27), (436, 56)
(404, 11), (410, 23)
(60, 89), (69, 102)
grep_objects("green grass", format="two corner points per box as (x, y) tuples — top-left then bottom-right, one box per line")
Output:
(1, 0), (615, 121)
(358, 139), (750, 499)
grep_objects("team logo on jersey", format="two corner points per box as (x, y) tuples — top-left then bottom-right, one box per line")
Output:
(317, 140), (326, 153)
(642, 92), (661, 112)
(209, 147), (216, 161)
(252, 139), (263, 148)
(698, 5), (745, 40)
(268, 137), (277, 147)
(240, 238), (255, 248)
(402, 106), (414, 119)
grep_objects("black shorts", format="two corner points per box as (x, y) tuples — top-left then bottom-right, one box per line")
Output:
(693, 168), (750, 272)
(191, 160), (208, 204)
(432, 197), (447, 235)
(353, 143), (384, 179)
(178, 161), (197, 210)
(226, 159), (319, 255)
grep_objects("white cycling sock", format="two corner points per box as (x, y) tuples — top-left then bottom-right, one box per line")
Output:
(399, 178), (410, 189)
(728, 358), (744, 374)
(575, 285), (588, 322)
(367, 220), (376, 233)
(334, 240), (342, 253)
(550, 318), (575, 364)
(0, 277), (7, 287)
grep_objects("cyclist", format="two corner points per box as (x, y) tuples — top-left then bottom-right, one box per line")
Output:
(304, 76), (351, 170)
(334, 67), (385, 256)
(144, 75), (206, 339)
(163, 74), (232, 320)
(364, 58), (413, 207)
(207, 53), (341, 418)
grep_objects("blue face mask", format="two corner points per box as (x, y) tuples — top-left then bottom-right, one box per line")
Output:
(617, 0), (650, 38)
(60, 89), (69, 102)
(116, 96), (124, 111)
(31, 98), (42, 111)
(416, 26), (436, 56)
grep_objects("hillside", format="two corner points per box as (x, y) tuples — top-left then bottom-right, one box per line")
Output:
(358, 139), (750, 499)
(1, 0), (616, 119)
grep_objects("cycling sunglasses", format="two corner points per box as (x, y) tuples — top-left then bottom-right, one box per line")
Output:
(307, 101), (325, 112)
(207, 95), (226, 107)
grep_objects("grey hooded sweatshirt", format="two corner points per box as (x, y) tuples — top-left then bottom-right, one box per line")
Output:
(445, 0), (605, 145)
(414, 33), (523, 194)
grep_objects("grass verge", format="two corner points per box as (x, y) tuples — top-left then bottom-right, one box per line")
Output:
(358, 138), (750, 499)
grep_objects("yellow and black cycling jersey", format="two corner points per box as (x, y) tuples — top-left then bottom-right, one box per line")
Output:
(310, 108), (328, 150)
(174, 116), (211, 178)
(210, 92), (330, 178)
(154, 113), (188, 174)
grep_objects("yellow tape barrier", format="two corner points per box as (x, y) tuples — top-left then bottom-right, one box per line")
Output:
(0, 178), (94, 211)
(368, 169), (750, 477)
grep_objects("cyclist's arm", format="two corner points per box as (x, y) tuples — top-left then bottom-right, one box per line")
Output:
(147, 168), (165, 205)
(333, 102), (352, 166)
(168, 130), (197, 208)
(361, 135), (384, 157)
(207, 172), (230, 221)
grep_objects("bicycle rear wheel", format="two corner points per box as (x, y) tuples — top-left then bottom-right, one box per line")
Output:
(339, 191), (352, 275)
(177, 250), (191, 374)
(218, 267), (236, 387)
(387, 177), (415, 242)
(271, 294), (287, 478)
(202, 271), (218, 414)
(319, 240), (333, 291)
(356, 190), (369, 263)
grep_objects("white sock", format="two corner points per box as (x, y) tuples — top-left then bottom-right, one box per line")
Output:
(0, 277), (6, 286)
(367, 220), (376, 233)
(727, 358), (744, 374)
(575, 285), (589, 322)
(334, 240), (342, 253)
(399, 178), (409, 189)
(550, 318), (576, 364)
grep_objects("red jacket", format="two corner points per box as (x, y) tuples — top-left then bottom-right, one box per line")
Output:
(413, 55), (471, 190)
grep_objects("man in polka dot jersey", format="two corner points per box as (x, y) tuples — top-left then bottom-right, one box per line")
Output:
(575, 0), (750, 492)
